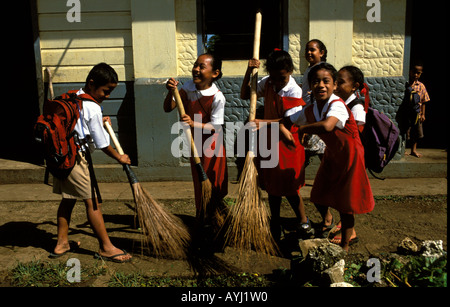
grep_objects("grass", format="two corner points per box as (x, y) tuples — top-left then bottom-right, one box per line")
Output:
(344, 254), (447, 287)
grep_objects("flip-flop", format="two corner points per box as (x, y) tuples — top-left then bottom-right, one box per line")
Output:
(330, 236), (359, 246)
(94, 249), (131, 263)
(48, 241), (80, 259)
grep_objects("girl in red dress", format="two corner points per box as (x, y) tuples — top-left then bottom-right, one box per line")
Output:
(287, 63), (375, 251)
(241, 50), (313, 241)
(164, 53), (228, 233)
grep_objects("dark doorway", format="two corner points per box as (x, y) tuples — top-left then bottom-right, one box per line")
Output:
(2, 1), (42, 164)
(409, 0), (447, 149)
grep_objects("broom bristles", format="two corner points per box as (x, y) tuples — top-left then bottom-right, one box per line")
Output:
(223, 154), (279, 256)
(132, 183), (191, 259)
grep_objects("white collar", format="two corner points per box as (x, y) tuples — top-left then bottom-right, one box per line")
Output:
(313, 93), (340, 120)
(344, 93), (357, 105)
(184, 80), (219, 96)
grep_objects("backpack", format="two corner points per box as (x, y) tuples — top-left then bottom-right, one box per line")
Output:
(405, 85), (421, 115)
(348, 99), (400, 176)
(33, 91), (93, 179)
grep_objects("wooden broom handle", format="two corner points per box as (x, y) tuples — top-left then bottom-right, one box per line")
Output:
(172, 87), (202, 164)
(104, 121), (125, 155)
(249, 10), (262, 122)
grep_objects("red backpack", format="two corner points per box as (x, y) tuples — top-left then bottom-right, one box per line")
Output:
(34, 91), (95, 179)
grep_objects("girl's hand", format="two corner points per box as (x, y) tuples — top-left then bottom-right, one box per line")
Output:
(166, 78), (179, 90)
(248, 58), (260, 70)
(280, 124), (296, 149)
(181, 114), (193, 127)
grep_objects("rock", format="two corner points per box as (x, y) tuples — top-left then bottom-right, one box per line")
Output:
(421, 240), (446, 259)
(398, 237), (419, 254)
(303, 240), (347, 273)
(298, 238), (329, 258)
(330, 282), (354, 287)
(321, 259), (346, 285)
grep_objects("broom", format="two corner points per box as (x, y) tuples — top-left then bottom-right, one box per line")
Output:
(171, 87), (213, 225)
(222, 10), (278, 256)
(104, 121), (191, 259)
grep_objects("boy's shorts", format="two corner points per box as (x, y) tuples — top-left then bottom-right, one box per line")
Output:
(406, 121), (424, 142)
(53, 152), (92, 199)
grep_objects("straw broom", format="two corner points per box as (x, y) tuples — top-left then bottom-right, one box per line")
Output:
(171, 87), (214, 225)
(104, 121), (191, 259)
(222, 11), (278, 256)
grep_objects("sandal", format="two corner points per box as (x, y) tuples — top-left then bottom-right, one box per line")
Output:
(316, 219), (334, 239)
(48, 241), (80, 259)
(94, 249), (132, 263)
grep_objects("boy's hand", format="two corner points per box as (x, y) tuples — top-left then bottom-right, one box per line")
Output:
(118, 153), (131, 165)
(103, 116), (112, 126)
(166, 78), (179, 90)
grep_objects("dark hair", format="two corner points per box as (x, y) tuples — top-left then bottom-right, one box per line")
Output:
(307, 39), (328, 62)
(264, 49), (294, 73)
(85, 63), (118, 87)
(339, 65), (365, 91)
(308, 62), (337, 86)
(410, 60), (424, 70)
(201, 53), (223, 81)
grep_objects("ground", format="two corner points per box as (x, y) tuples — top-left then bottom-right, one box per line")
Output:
(0, 194), (446, 287)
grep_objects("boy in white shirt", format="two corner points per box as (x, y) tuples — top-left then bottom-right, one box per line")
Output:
(51, 63), (132, 263)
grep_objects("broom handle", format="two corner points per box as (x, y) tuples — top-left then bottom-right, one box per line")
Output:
(104, 121), (124, 155)
(172, 87), (202, 165)
(249, 10), (262, 122)
(104, 121), (139, 185)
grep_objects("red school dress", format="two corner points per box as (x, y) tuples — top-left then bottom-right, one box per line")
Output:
(257, 76), (306, 196)
(180, 81), (228, 212)
(304, 95), (374, 214)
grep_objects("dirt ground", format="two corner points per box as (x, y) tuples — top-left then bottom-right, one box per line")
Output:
(0, 194), (447, 287)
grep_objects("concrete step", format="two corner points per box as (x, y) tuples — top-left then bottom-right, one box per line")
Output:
(0, 148), (447, 184)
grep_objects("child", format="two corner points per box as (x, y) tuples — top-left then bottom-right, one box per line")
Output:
(241, 49), (313, 241)
(287, 63), (375, 251)
(406, 62), (430, 158)
(330, 65), (370, 244)
(335, 65), (370, 132)
(51, 63), (132, 263)
(301, 39), (328, 166)
(164, 53), (228, 236)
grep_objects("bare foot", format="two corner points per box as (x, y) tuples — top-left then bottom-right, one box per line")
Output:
(410, 151), (422, 158)
(50, 241), (81, 258)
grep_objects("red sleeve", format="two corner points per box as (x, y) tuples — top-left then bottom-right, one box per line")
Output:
(281, 96), (306, 111)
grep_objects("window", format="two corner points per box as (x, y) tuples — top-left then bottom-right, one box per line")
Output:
(198, 0), (287, 60)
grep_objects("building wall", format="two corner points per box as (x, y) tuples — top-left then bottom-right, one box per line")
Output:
(35, 0), (409, 180)
(38, 0), (133, 82)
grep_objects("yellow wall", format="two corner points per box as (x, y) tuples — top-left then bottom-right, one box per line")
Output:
(38, 0), (133, 82)
(38, 0), (407, 82)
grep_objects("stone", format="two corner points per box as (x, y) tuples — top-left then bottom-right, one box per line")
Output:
(303, 240), (347, 273)
(330, 282), (354, 287)
(398, 237), (419, 254)
(321, 259), (346, 285)
(421, 240), (446, 259)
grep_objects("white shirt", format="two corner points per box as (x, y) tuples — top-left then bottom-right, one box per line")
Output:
(345, 93), (366, 126)
(181, 81), (226, 125)
(290, 93), (349, 130)
(256, 75), (304, 117)
(75, 88), (110, 152)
